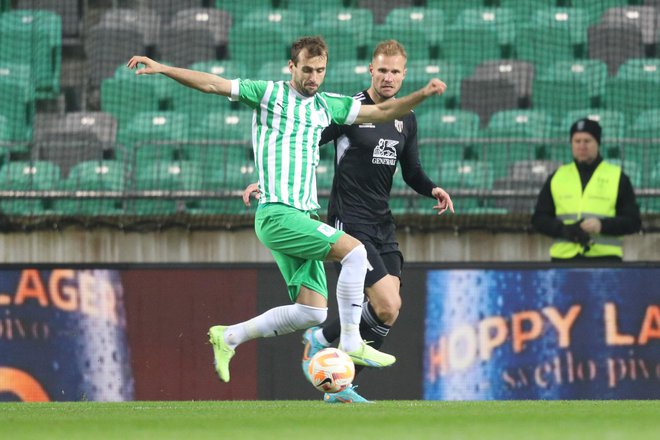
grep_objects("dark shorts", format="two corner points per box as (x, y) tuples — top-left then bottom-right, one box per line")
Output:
(332, 218), (404, 287)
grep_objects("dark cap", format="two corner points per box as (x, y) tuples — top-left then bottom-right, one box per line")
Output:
(570, 118), (601, 145)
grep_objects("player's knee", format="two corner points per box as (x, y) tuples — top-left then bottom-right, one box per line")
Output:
(341, 243), (367, 268)
(294, 303), (327, 328)
(374, 296), (401, 323)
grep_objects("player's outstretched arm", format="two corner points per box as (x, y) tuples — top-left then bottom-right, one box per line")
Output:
(354, 78), (447, 124)
(432, 187), (454, 215)
(127, 55), (232, 96)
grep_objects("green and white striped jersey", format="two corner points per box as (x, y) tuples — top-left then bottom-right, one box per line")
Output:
(230, 79), (361, 211)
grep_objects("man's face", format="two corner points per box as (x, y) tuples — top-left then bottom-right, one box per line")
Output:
(571, 132), (600, 164)
(289, 48), (327, 97)
(369, 54), (407, 101)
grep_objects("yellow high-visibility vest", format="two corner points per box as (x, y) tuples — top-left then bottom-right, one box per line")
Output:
(549, 161), (622, 259)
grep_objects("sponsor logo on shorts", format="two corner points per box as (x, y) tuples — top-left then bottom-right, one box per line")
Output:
(317, 224), (337, 237)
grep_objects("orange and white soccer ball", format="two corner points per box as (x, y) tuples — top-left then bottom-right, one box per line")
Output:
(308, 347), (355, 393)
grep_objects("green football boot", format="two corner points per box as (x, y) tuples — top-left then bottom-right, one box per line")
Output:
(208, 325), (235, 382)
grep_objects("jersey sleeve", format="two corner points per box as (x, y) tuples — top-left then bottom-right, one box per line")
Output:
(229, 79), (268, 109)
(322, 92), (361, 125)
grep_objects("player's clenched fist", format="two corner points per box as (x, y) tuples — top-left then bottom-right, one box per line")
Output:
(423, 78), (447, 97)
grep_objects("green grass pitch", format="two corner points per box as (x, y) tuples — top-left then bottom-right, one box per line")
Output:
(1, 400), (658, 440)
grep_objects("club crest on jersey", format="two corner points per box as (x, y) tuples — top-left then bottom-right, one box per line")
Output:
(371, 139), (398, 166)
(395, 119), (403, 133)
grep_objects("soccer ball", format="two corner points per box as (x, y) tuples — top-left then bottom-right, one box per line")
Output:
(308, 347), (355, 394)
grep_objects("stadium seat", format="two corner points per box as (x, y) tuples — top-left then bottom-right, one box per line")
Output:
(189, 109), (253, 146)
(131, 160), (203, 215)
(86, 23), (148, 91)
(54, 160), (126, 215)
(483, 109), (553, 168)
(532, 60), (608, 119)
(417, 110), (481, 166)
(605, 58), (660, 124)
(196, 147), (255, 214)
(99, 8), (162, 49)
(17, 0), (82, 40)
(287, 0), (347, 21)
(516, 7), (590, 65)
(499, 0), (555, 22)
(625, 108), (660, 181)
(322, 60), (372, 96)
(460, 77), (518, 128)
(158, 8), (232, 67)
(472, 60), (535, 108)
(575, 0), (647, 24)
(172, 60), (245, 116)
(400, 60), (465, 110)
(455, 7), (515, 47)
(101, 64), (173, 126)
(357, 0), (412, 25)
(228, 10), (304, 73)
(215, 0), (274, 24)
(143, 0), (204, 21)
(588, 22), (644, 76)
(0, 62), (35, 144)
(372, 8), (444, 60)
(0, 10), (61, 99)
(492, 159), (561, 213)
(442, 19), (503, 73)
(32, 112), (118, 177)
(608, 158), (643, 188)
(438, 160), (494, 190)
(118, 112), (190, 169)
(256, 61), (292, 82)
(310, 8), (374, 61)
(0, 160), (60, 215)
(425, 0), (485, 25)
(601, 6), (657, 46)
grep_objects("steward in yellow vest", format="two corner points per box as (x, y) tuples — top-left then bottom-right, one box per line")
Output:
(532, 118), (641, 261)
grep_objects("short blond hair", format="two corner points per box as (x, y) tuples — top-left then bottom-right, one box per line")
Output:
(372, 40), (408, 60)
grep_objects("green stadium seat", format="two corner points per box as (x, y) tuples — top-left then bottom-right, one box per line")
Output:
(101, 72), (163, 127)
(196, 149), (256, 214)
(1, 0), (10, 12)
(437, 161), (494, 195)
(54, 160), (126, 215)
(373, 8), (445, 60)
(625, 108), (660, 183)
(285, 0), (346, 21)
(0, 160), (60, 215)
(0, 62), (34, 144)
(532, 60), (608, 119)
(417, 110), (480, 164)
(572, 0), (633, 24)
(607, 158), (643, 188)
(483, 109), (553, 169)
(256, 61), (292, 82)
(400, 60), (465, 110)
(171, 60), (245, 117)
(131, 161), (203, 215)
(499, 0), (555, 22)
(215, 0), (275, 24)
(605, 58), (660, 125)
(442, 10), (507, 73)
(390, 166), (414, 215)
(0, 10), (61, 99)
(516, 8), (590, 65)
(228, 10), (304, 73)
(322, 60), (371, 96)
(425, 0), (485, 25)
(118, 112), (190, 168)
(310, 8), (374, 61)
(189, 109), (253, 145)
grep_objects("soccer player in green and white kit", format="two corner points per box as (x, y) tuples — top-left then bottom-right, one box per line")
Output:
(127, 36), (447, 384)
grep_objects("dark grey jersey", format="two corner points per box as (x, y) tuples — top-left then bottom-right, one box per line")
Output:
(320, 90), (436, 224)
